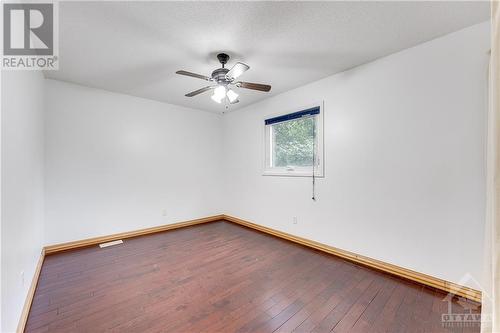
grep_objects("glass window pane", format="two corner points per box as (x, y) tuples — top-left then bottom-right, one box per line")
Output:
(271, 116), (315, 168)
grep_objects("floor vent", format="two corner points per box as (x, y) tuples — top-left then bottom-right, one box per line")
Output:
(99, 240), (123, 248)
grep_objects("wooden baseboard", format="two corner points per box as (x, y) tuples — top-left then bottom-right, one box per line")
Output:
(44, 215), (224, 254)
(16, 249), (45, 333)
(222, 214), (482, 303)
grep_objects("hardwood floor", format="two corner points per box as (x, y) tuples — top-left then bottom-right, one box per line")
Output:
(26, 221), (480, 333)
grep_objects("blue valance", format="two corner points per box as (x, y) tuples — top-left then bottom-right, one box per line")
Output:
(265, 106), (320, 125)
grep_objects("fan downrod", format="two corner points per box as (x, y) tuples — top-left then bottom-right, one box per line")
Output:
(217, 53), (230, 68)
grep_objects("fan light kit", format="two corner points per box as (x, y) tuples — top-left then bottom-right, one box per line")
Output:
(176, 53), (272, 107)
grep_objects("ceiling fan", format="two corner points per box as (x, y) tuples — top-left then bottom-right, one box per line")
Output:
(176, 53), (271, 106)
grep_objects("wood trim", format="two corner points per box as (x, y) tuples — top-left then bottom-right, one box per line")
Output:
(16, 249), (45, 333)
(44, 215), (224, 254)
(222, 214), (482, 303)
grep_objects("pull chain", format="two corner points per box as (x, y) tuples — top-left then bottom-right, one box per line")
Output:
(312, 117), (316, 201)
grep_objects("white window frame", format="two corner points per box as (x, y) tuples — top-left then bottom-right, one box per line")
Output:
(263, 101), (324, 177)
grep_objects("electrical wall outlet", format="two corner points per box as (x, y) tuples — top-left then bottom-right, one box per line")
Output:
(162, 209), (167, 217)
(293, 216), (298, 224)
(20, 271), (25, 287)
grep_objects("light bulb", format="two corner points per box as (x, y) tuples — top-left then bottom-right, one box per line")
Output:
(211, 93), (223, 103)
(226, 89), (239, 103)
(211, 85), (227, 104)
(214, 85), (226, 98)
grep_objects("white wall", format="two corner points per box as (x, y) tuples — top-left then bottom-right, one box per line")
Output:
(44, 80), (223, 244)
(222, 22), (490, 287)
(1, 71), (45, 333)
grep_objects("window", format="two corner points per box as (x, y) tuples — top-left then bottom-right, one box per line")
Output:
(264, 104), (324, 177)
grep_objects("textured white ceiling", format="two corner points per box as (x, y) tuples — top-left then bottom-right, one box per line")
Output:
(45, 1), (490, 113)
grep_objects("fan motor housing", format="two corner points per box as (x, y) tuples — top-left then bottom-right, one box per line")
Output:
(211, 68), (230, 84)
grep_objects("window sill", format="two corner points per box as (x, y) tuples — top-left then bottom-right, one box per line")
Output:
(262, 170), (324, 178)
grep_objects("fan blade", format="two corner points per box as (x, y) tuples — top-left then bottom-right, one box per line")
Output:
(226, 62), (250, 79)
(237, 81), (271, 92)
(185, 86), (214, 97)
(176, 70), (211, 81)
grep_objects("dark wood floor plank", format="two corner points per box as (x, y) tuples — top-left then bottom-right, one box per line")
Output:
(215, 261), (332, 333)
(176, 250), (320, 332)
(273, 261), (360, 333)
(25, 221), (481, 333)
(331, 275), (387, 332)
(250, 264), (343, 333)
(310, 272), (379, 332)
(348, 277), (398, 333)
(292, 264), (368, 332)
